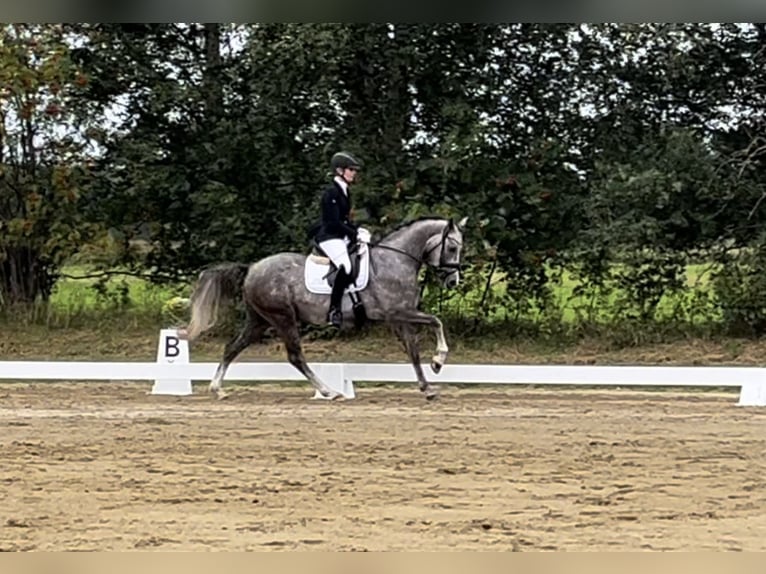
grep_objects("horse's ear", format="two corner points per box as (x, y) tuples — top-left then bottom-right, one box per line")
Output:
(457, 216), (468, 230)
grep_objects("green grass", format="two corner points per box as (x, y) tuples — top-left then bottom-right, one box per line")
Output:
(424, 262), (721, 328)
(3, 265), (190, 329)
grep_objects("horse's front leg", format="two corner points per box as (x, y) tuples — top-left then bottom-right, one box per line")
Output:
(391, 322), (437, 400)
(429, 316), (449, 374)
(387, 309), (449, 375)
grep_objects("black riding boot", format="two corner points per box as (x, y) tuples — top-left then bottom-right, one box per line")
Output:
(327, 267), (351, 328)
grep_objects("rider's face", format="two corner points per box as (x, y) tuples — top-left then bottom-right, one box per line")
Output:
(342, 167), (358, 183)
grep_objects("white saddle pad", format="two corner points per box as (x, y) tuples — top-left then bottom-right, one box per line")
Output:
(304, 244), (370, 295)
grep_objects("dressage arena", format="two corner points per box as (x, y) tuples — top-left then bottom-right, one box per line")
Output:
(1, 381), (766, 551)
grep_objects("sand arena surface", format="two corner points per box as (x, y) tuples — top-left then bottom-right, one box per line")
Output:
(1, 382), (765, 551)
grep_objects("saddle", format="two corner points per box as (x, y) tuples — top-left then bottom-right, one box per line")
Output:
(308, 241), (363, 288)
(304, 240), (370, 328)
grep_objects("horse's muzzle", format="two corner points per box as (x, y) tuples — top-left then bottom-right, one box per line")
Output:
(436, 263), (461, 289)
(444, 272), (460, 289)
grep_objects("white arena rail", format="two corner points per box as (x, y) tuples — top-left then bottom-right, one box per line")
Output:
(0, 361), (764, 405)
(0, 329), (763, 405)
(0, 360), (761, 385)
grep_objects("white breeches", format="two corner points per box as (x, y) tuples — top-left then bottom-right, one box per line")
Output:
(318, 238), (351, 274)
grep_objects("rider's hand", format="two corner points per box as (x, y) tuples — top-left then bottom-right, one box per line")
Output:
(357, 227), (371, 244)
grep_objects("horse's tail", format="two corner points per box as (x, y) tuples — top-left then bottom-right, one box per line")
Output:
(183, 262), (249, 341)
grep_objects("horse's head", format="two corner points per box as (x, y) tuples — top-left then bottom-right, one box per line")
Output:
(424, 216), (468, 288)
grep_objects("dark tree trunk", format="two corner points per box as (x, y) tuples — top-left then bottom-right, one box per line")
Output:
(203, 23), (223, 120)
(0, 245), (54, 305)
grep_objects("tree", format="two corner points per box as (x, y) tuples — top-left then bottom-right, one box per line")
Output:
(0, 24), (95, 306)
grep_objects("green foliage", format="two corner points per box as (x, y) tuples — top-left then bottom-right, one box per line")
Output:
(608, 250), (688, 322)
(584, 129), (727, 252)
(711, 243), (766, 336)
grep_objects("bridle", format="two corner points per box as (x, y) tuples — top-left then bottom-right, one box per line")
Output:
(371, 222), (462, 281)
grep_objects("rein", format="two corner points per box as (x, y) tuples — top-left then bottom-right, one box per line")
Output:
(371, 242), (422, 265)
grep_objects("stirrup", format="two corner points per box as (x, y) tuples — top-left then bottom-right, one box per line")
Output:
(327, 308), (343, 328)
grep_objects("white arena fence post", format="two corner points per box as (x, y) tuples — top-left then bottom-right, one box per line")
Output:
(311, 363), (356, 400)
(737, 378), (766, 407)
(151, 328), (192, 396)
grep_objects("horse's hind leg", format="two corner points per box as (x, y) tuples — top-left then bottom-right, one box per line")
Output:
(268, 312), (341, 400)
(392, 323), (438, 400)
(210, 309), (268, 400)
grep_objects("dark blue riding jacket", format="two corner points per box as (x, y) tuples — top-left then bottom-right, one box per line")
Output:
(311, 180), (357, 243)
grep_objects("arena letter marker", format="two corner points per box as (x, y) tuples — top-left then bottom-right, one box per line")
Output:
(152, 328), (192, 395)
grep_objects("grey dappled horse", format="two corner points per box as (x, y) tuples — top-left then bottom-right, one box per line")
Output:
(181, 216), (468, 400)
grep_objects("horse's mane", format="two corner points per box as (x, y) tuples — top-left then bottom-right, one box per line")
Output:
(380, 215), (449, 238)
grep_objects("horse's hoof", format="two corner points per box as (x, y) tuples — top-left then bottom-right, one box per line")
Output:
(215, 391), (229, 400)
(430, 360), (443, 374)
(313, 390), (342, 401)
(425, 390), (439, 401)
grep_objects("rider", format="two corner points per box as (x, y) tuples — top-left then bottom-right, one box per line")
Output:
(314, 151), (365, 328)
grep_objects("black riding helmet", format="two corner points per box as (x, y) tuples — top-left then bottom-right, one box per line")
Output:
(330, 151), (363, 171)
